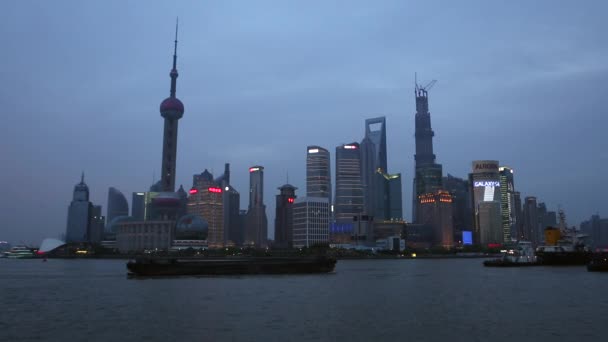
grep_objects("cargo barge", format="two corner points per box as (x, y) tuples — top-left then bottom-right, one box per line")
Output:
(127, 256), (337, 276)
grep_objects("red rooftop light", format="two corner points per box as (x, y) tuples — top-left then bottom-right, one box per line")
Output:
(189, 188), (198, 195)
(208, 187), (222, 193)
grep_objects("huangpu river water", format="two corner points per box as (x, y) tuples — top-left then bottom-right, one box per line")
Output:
(1, 258), (607, 341)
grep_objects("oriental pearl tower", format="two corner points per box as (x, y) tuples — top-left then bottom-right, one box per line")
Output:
(159, 20), (184, 192)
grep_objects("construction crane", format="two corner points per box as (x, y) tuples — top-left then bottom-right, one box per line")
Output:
(414, 72), (437, 97)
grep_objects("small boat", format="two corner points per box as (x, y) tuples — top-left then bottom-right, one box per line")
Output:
(484, 241), (539, 267)
(587, 253), (608, 272)
(127, 256), (337, 276)
(4, 246), (35, 259)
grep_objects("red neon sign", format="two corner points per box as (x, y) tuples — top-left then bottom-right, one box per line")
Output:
(189, 188), (198, 195)
(208, 187), (222, 193)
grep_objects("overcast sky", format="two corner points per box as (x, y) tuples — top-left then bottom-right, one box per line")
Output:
(2, 0), (607, 245)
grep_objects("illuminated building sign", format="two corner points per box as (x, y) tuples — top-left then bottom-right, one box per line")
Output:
(474, 181), (500, 187)
(287, 198), (294, 203)
(249, 167), (260, 173)
(208, 187), (222, 193)
(189, 188), (198, 195)
(343, 145), (357, 149)
(462, 231), (473, 245)
(136, 192), (144, 195)
(472, 160), (499, 174)
(308, 148), (319, 154)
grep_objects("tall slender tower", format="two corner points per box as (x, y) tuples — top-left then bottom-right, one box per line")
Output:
(245, 166), (268, 247)
(361, 117), (387, 217)
(159, 20), (185, 192)
(412, 80), (443, 222)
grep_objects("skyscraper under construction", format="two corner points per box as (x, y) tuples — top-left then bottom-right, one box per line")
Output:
(412, 80), (443, 223)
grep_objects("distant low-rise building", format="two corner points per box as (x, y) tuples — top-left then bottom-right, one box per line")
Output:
(116, 220), (173, 253)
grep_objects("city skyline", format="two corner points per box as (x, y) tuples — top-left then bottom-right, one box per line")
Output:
(2, 1), (608, 244)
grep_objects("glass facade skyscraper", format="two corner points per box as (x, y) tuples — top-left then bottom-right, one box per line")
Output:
(499, 166), (516, 243)
(107, 187), (129, 225)
(361, 117), (388, 217)
(334, 143), (364, 224)
(245, 166), (268, 247)
(469, 160), (502, 245)
(306, 146), (331, 202)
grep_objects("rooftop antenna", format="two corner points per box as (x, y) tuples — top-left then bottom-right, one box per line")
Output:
(286, 170), (289, 184)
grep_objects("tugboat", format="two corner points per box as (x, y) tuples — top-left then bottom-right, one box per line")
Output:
(484, 241), (539, 267)
(127, 256), (337, 276)
(587, 252), (608, 272)
(535, 211), (592, 266)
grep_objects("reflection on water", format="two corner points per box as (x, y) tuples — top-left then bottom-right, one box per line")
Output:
(1, 258), (607, 341)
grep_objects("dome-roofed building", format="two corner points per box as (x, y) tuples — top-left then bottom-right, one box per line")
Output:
(175, 214), (208, 240)
(172, 214), (209, 251)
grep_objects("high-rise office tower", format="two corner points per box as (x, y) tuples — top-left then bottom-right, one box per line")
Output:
(275, 184), (297, 248)
(107, 187), (129, 224)
(443, 174), (473, 243)
(469, 160), (502, 245)
(499, 167), (516, 243)
(306, 146), (331, 202)
(215, 163), (241, 246)
(130, 191), (161, 221)
(373, 170), (403, 221)
(293, 197), (330, 248)
(523, 196), (539, 245)
(513, 191), (523, 239)
(245, 166), (268, 247)
(361, 117), (388, 217)
(412, 83), (443, 222)
(417, 190), (454, 248)
(187, 170), (224, 248)
(89, 205), (105, 243)
(334, 143), (364, 223)
(131, 192), (145, 220)
(159, 22), (184, 192)
(66, 173), (93, 243)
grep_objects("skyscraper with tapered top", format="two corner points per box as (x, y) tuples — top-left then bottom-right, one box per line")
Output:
(159, 20), (184, 192)
(412, 80), (443, 222)
(361, 117), (387, 217)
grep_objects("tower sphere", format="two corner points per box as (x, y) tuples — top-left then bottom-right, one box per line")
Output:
(160, 97), (184, 119)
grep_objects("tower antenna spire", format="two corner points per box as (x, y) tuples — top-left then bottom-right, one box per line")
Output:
(81, 171), (84, 183)
(173, 17), (178, 69)
(170, 17), (179, 98)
